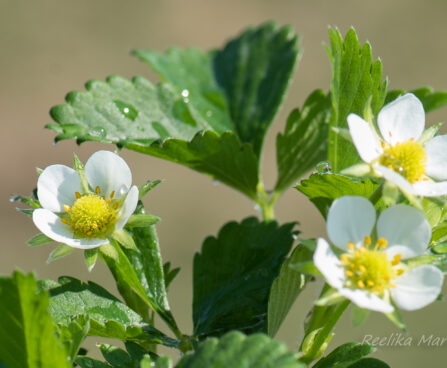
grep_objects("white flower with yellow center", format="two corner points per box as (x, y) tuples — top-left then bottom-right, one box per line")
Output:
(314, 196), (443, 313)
(33, 150), (139, 249)
(347, 93), (447, 196)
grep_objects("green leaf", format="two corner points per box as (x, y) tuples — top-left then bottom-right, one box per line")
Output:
(0, 271), (70, 368)
(47, 244), (75, 263)
(327, 28), (387, 172)
(76, 357), (112, 368)
(386, 86), (447, 113)
(348, 358), (390, 368)
(176, 331), (304, 368)
(126, 214), (160, 228)
(58, 315), (90, 363)
(84, 248), (99, 272)
(112, 229), (137, 250)
(163, 262), (180, 290)
(313, 342), (375, 368)
(268, 245), (311, 337)
(27, 233), (53, 246)
(296, 173), (378, 218)
(40, 277), (178, 347)
(193, 217), (296, 337)
(134, 22), (300, 157)
(275, 90), (331, 193)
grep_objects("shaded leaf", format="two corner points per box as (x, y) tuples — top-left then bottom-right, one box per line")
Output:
(327, 28), (387, 172)
(313, 342), (375, 368)
(0, 271), (70, 368)
(296, 173), (378, 218)
(268, 245), (311, 337)
(193, 217), (296, 337)
(177, 331), (304, 368)
(275, 90), (331, 193)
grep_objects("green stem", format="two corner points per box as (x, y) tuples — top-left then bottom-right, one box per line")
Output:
(299, 284), (350, 364)
(256, 183), (279, 221)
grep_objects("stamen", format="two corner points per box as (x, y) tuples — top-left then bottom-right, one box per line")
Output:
(364, 235), (371, 246)
(113, 203), (119, 210)
(61, 218), (68, 224)
(358, 265), (367, 274)
(341, 255), (349, 265)
(95, 186), (101, 194)
(63, 204), (71, 213)
(110, 190), (115, 199)
(348, 242), (355, 250)
(367, 280), (374, 287)
(389, 283), (397, 288)
(376, 238), (388, 249)
(392, 254), (402, 266)
(357, 280), (365, 289)
(75, 191), (81, 199)
(345, 270), (354, 277)
(396, 269), (405, 276)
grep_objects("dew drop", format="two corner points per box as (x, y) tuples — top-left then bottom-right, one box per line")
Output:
(9, 197), (14, 203)
(316, 161), (332, 174)
(181, 89), (189, 98)
(113, 100), (139, 121)
(90, 127), (106, 138)
(206, 111), (212, 118)
(183, 97), (189, 104)
(254, 204), (262, 213)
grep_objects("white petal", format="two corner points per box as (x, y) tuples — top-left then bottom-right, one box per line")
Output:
(374, 164), (415, 194)
(37, 164), (81, 212)
(327, 196), (376, 250)
(313, 238), (345, 289)
(115, 186), (139, 231)
(339, 288), (394, 313)
(85, 151), (132, 199)
(412, 181), (447, 197)
(378, 93), (425, 145)
(391, 265), (443, 311)
(347, 114), (383, 163)
(425, 135), (447, 180)
(33, 209), (109, 249)
(377, 204), (431, 260)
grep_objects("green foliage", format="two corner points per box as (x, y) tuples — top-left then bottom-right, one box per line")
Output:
(134, 22), (300, 157)
(177, 331), (304, 368)
(40, 277), (177, 347)
(27, 233), (53, 246)
(296, 173), (378, 217)
(313, 342), (388, 368)
(267, 245), (311, 337)
(0, 271), (70, 368)
(275, 90), (331, 193)
(386, 86), (447, 113)
(327, 28), (387, 172)
(47, 23), (300, 200)
(193, 217), (296, 337)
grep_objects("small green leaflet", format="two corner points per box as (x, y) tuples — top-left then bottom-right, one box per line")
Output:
(296, 173), (378, 218)
(267, 245), (311, 337)
(193, 217), (296, 338)
(275, 90), (331, 193)
(0, 271), (70, 368)
(327, 27), (387, 172)
(177, 331), (304, 368)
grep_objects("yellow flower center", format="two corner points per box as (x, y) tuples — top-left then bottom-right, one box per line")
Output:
(342, 237), (404, 295)
(379, 140), (427, 183)
(62, 187), (117, 238)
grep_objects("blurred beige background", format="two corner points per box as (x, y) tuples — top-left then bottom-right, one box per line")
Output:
(1, 0), (447, 366)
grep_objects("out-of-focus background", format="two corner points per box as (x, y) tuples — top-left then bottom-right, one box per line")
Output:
(2, 0), (447, 365)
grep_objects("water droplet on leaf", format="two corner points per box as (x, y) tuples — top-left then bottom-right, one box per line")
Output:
(316, 161), (332, 174)
(181, 89), (189, 97)
(114, 100), (138, 121)
(90, 127), (106, 138)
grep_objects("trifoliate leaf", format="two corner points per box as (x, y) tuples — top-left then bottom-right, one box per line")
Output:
(193, 217), (296, 338)
(0, 271), (70, 368)
(327, 27), (387, 172)
(275, 90), (331, 193)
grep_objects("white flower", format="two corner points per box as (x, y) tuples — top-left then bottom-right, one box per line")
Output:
(314, 196), (443, 313)
(33, 150), (139, 249)
(347, 93), (447, 197)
